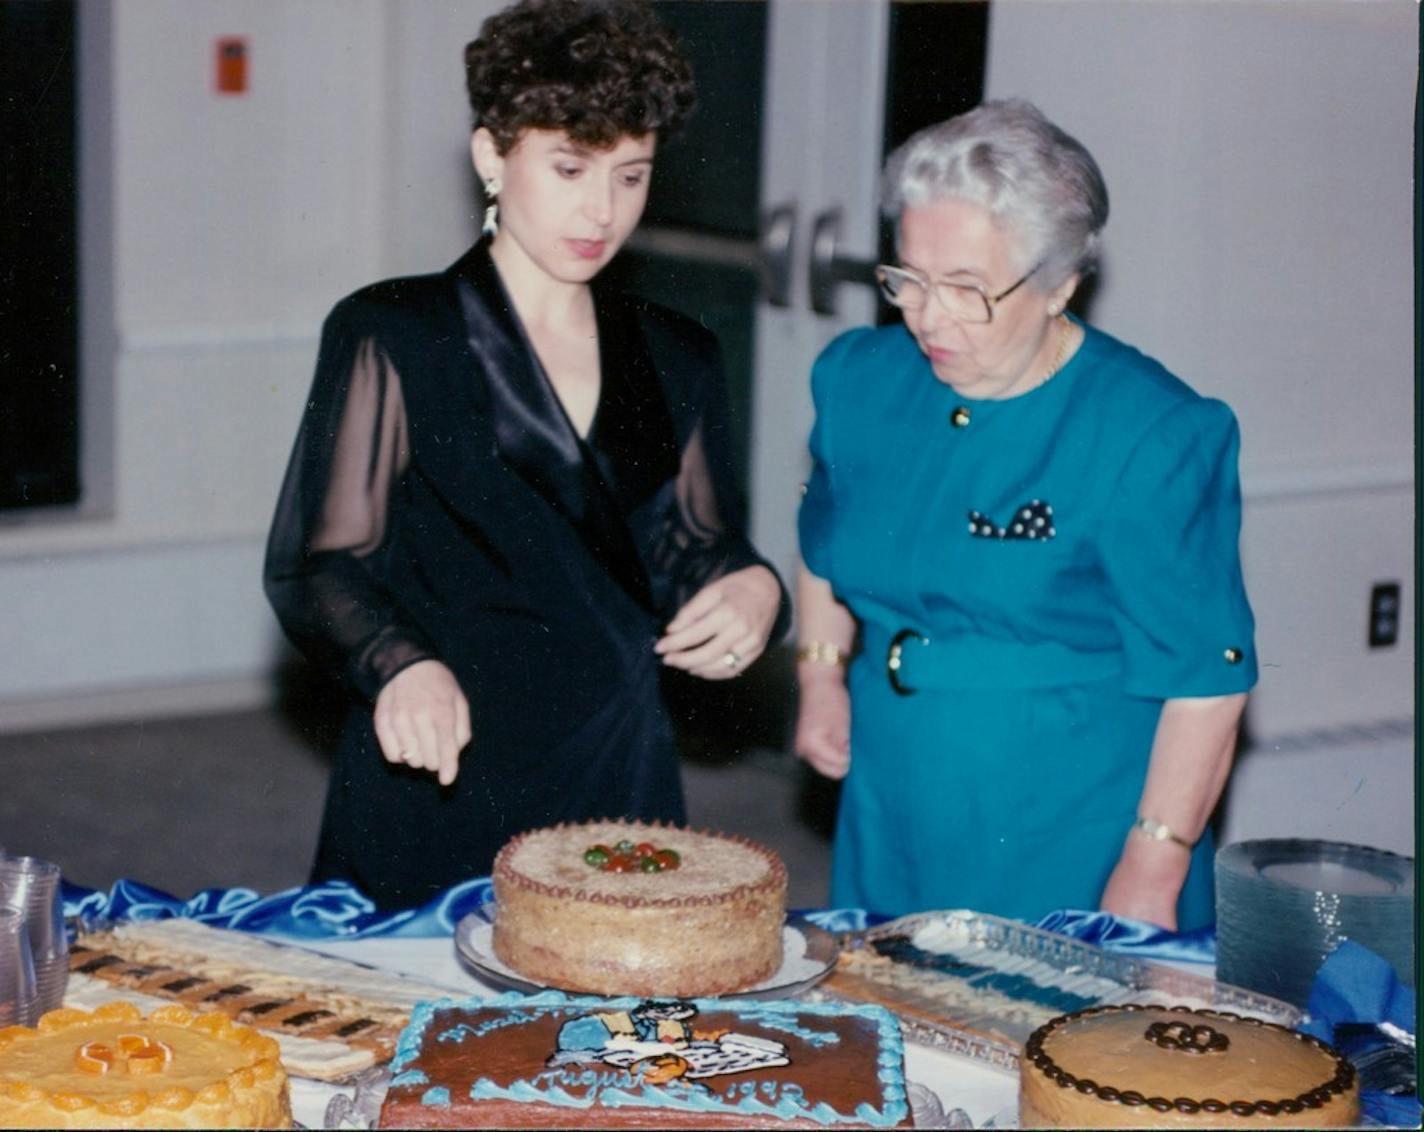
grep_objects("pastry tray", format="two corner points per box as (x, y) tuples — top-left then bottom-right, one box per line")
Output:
(62, 917), (467, 1082)
(812, 909), (1302, 1072)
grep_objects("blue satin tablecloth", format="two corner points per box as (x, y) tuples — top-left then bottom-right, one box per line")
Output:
(62, 877), (1416, 1127)
(62, 876), (1214, 963)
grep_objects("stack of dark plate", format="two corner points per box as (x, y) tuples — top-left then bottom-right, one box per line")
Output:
(1215, 839), (1414, 1008)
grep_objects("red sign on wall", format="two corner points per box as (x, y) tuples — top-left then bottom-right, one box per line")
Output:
(215, 37), (248, 95)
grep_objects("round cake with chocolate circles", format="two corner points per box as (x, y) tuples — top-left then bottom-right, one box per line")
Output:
(0, 1001), (291, 1129)
(1018, 1003), (1359, 1129)
(492, 819), (787, 996)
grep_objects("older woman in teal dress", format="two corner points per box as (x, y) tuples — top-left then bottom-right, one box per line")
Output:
(795, 100), (1256, 930)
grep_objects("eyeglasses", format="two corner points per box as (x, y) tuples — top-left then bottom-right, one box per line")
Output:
(874, 262), (1042, 324)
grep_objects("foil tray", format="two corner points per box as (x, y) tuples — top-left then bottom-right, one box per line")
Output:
(813, 909), (1302, 1071)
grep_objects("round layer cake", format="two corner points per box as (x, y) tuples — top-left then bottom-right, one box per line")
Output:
(1019, 1004), (1358, 1129)
(492, 819), (787, 996)
(0, 1001), (291, 1129)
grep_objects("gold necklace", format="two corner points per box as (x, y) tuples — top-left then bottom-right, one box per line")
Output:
(1039, 314), (1073, 386)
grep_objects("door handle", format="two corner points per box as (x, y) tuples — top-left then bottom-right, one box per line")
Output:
(622, 204), (796, 308)
(759, 201), (796, 308)
(809, 206), (878, 316)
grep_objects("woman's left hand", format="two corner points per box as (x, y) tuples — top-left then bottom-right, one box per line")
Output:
(655, 565), (781, 680)
(1101, 693), (1248, 930)
(1099, 835), (1192, 931)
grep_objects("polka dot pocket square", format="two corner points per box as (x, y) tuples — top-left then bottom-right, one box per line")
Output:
(968, 500), (1056, 540)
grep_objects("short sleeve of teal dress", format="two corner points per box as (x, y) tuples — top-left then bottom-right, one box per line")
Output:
(798, 320), (1256, 928)
(1100, 398), (1256, 697)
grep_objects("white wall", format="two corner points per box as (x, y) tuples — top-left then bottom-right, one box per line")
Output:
(986, 0), (1416, 741)
(378, 2), (499, 276)
(0, 0), (501, 729)
(1218, 722), (1414, 858)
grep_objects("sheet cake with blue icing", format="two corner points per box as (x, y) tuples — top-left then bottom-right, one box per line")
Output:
(375, 991), (911, 1128)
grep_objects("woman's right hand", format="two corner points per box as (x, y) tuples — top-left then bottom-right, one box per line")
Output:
(373, 660), (472, 787)
(794, 668), (852, 779)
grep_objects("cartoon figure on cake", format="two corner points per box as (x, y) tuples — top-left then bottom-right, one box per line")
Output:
(548, 1000), (789, 1086)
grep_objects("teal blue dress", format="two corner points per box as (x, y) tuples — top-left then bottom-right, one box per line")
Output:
(798, 319), (1257, 928)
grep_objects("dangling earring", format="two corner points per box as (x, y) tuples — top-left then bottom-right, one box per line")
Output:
(482, 179), (500, 238)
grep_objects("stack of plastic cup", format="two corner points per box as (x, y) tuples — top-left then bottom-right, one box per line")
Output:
(0, 907), (37, 1026)
(1216, 839), (1415, 1008)
(0, 856), (67, 1016)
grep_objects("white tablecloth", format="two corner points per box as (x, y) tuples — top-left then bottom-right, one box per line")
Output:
(290, 936), (1021, 1129)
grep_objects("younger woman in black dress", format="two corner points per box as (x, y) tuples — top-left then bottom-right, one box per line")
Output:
(265, 0), (785, 910)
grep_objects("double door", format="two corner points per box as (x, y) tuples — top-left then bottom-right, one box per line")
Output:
(621, 1), (987, 584)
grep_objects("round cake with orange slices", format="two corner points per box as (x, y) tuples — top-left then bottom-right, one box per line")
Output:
(492, 819), (787, 996)
(0, 1001), (291, 1129)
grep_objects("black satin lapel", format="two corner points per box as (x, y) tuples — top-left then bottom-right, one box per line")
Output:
(588, 291), (681, 513)
(451, 245), (584, 510)
(450, 244), (655, 613)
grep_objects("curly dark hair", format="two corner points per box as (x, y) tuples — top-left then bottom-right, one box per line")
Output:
(465, 0), (696, 154)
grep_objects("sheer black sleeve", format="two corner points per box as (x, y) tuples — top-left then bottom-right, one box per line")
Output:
(263, 299), (438, 700)
(641, 314), (791, 642)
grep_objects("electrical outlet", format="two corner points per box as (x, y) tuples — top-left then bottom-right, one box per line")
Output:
(1367, 582), (1400, 648)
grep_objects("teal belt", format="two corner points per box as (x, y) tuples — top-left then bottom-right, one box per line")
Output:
(861, 623), (1122, 695)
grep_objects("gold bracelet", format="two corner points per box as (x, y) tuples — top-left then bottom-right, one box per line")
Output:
(797, 641), (850, 667)
(1133, 816), (1195, 850)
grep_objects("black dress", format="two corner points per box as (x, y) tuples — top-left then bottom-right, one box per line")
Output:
(264, 241), (787, 909)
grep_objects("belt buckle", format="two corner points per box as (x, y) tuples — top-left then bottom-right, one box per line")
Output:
(886, 629), (927, 696)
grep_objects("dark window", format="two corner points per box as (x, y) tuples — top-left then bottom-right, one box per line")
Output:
(1, 0), (80, 511)
(875, 0), (990, 324)
(883, 0), (989, 157)
(641, 0), (766, 239)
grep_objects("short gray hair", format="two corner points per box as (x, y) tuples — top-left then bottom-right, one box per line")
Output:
(881, 99), (1108, 290)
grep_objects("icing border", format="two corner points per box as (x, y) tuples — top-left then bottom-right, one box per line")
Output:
(0, 1002), (286, 1118)
(390, 991), (908, 1128)
(1023, 1004), (1356, 1117)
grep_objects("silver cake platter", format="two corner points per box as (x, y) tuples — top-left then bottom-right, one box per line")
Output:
(453, 905), (838, 1001)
